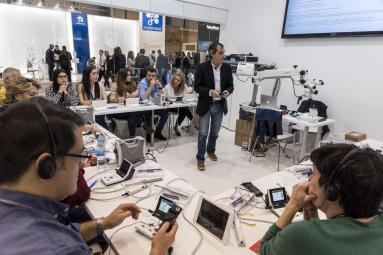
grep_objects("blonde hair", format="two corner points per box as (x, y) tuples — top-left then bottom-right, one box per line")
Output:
(5, 77), (41, 104)
(170, 72), (186, 95)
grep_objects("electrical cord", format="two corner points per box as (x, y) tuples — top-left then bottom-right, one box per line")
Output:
(107, 221), (143, 255)
(234, 73), (251, 82)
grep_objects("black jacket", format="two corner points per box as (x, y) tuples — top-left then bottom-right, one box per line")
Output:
(298, 99), (330, 137)
(194, 61), (234, 116)
(135, 54), (150, 69)
(112, 54), (126, 74)
(45, 48), (54, 65)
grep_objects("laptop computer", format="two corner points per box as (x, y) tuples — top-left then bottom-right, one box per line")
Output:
(260, 95), (277, 108)
(92, 100), (107, 108)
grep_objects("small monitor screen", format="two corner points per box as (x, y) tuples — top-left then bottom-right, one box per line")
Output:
(245, 56), (258, 63)
(116, 160), (132, 177)
(196, 198), (229, 240)
(159, 199), (173, 214)
(271, 189), (285, 202)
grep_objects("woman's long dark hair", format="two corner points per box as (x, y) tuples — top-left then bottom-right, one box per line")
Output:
(81, 66), (100, 100)
(52, 68), (68, 93)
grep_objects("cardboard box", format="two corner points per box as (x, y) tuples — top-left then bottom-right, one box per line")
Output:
(235, 119), (252, 146)
(235, 133), (252, 147)
(345, 131), (367, 142)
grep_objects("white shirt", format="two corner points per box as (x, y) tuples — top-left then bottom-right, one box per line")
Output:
(211, 62), (222, 100)
(164, 85), (193, 98)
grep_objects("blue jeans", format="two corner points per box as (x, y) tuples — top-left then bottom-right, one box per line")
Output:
(196, 102), (224, 161)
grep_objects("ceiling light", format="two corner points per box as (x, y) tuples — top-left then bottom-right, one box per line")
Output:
(53, 3), (61, 10)
(36, 1), (45, 7)
(15, 0), (24, 6)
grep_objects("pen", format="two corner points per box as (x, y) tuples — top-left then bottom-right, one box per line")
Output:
(89, 180), (98, 189)
(137, 168), (162, 173)
(162, 193), (179, 200)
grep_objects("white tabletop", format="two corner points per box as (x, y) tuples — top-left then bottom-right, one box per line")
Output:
(82, 127), (313, 255)
(72, 101), (197, 116)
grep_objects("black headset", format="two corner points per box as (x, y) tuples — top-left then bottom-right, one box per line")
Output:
(324, 147), (361, 201)
(35, 103), (57, 179)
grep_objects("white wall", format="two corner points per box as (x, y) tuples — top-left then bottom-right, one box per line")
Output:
(139, 12), (166, 54)
(88, 15), (138, 58)
(221, 0), (383, 140)
(75, 0), (228, 24)
(0, 4), (69, 74)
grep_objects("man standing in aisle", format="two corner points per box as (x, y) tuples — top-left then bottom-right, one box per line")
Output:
(194, 42), (234, 171)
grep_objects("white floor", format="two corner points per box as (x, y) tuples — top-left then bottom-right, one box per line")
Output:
(151, 127), (296, 197)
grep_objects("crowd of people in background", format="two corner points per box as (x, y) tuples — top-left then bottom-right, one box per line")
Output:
(1, 44), (198, 142)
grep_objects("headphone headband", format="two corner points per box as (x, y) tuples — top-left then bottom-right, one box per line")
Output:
(324, 147), (361, 201)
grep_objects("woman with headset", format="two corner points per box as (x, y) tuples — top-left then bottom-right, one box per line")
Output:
(259, 143), (383, 255)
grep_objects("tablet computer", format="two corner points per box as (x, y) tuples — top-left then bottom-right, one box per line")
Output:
(193, 195), (234, 245)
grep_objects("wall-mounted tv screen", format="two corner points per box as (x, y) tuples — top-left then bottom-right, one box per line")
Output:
(282, 0), (383, 38)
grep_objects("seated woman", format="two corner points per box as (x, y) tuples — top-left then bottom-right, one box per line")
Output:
(260, 143), (383, 255)
(108, 68), (140, 138)
(3, 77), (40, 108)
(163, 71), (194, 136)
(45, 68), (79, 107)
(77, 66), (108, 129)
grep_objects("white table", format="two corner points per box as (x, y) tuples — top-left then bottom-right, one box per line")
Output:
(239, 104), (336, 160)
(82, 128), (310, 254)
(73, 100), (197, 146)
(282, 115), (335, 159)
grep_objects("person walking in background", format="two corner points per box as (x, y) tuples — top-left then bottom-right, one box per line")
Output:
(112, 47), (126, 75)
(135, 48), (150, 70)
(104, 50), (112, 86)
(97, 49), (106, 87)
(45, 44), (54, 81)
(127, 50), (135, 69)
(155, 49), (169, 86)
(194, 42), (234, 171)
(149, 50), (156, 67)
(59, 46), (72, 83)
(53, 45), (61, 70)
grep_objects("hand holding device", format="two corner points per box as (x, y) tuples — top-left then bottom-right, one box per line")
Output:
(152, 196), (182, 232)
(222, 90), (230, 98)
(151, 222), (178, 255)
(210, 89), (221, 98)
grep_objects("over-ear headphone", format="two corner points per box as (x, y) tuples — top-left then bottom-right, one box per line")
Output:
(35, 103), (57, 179)
(324, 147), (361, 201)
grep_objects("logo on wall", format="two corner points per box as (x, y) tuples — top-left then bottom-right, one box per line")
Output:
(206, 24), (220, 31)
(142, 13), (163, 32)
(76, 15), (84, 24)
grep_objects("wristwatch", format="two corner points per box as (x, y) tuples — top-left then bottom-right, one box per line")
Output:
(96, 217), (105, 236)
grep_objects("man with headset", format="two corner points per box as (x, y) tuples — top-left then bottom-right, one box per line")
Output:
(260, 143), (383, 255)
(0, 97), (177, 255)
(194, 42), (234, 171)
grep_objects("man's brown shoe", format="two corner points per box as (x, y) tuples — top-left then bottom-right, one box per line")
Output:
(197, 161), (205, 171)
(207, 153), (218, 161)
(143, 123), (154, 135)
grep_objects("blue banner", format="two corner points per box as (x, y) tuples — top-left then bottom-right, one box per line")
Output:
(142, 13), (163, 32)
(71, 12), (90, 74)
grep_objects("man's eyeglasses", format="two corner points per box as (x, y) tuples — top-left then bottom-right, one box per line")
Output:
(61, 152), (91, 163)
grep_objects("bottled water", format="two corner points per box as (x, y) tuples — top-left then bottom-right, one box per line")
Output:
(96, 134), (106, 168)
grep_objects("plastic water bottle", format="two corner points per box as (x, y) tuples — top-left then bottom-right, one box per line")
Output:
(96, 134), (106, 168)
